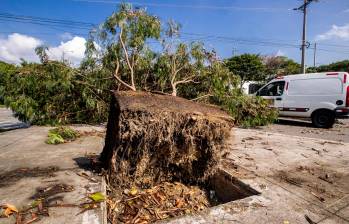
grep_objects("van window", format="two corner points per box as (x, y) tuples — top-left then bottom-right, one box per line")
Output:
(249, 83), (263, 94)
(288, 78), (342, 96)
(258, 81), (285, 96)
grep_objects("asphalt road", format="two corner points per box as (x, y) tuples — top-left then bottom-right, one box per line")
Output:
(258, 118), (349, 143)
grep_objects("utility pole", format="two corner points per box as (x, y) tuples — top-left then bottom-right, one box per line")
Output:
(294, 0), (317, 74)
(232, 47), (237, 57)
(313, 42), (317, 67)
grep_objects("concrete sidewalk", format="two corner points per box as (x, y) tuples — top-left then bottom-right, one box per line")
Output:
(167, 128), (349, 224)
(0, 125), (106, 224)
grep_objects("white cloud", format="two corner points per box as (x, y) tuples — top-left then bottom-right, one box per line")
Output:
(275, 49), (285, 57)
(47, 36), (86, 66)
(0, 33), (86, 66)
(316, 24), (349, 41)
(60, 32), (74, 40)
(0, 33), (42, 64)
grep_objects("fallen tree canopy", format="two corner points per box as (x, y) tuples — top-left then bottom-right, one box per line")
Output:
(101, 91), (234, 189)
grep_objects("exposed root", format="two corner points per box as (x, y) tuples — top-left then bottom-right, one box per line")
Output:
(101, 91), (234, 189)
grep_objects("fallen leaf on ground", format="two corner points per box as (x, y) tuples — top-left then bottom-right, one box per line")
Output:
(89, 192), (106, 202)
(129, 187), (138, 196)
(1, 203), (18, 217)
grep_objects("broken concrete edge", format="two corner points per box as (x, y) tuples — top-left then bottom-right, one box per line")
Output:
(80, 175), (108, 224)
(161, 168), (264, 223)
(101, 176), (108, 224)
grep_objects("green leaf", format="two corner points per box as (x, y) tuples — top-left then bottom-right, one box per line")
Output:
(89, 192), (106, 202)
(46, 132), (65, 144)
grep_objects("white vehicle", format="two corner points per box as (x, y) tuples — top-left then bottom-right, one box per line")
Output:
(256, 72), (349, 128)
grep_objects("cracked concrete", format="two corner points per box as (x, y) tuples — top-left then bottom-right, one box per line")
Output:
(0, 124), (106, 224)
(166, 128), (349, 224)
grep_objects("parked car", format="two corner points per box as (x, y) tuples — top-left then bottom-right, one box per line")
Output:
(255, 72), (349, 128)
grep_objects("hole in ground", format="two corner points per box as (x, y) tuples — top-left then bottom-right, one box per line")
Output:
(207, 169), (260, 206)
(107, 168), (260, 223)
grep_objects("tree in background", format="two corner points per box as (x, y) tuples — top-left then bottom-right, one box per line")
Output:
(225, 54), (266, 87)
(0, 61), (17, 104)
(263, 56), (300, 76)
(307, 60), (349, 73)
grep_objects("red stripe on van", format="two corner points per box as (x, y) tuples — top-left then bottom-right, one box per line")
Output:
(326, 72), (338, 76)
(344, 74), (347, 84)
(346, 85), (349, 107)
(285, 82), (289, 91)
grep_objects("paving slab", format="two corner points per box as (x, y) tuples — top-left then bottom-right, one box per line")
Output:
(0, 125), (106, 224)
(167, 128), (349, 224)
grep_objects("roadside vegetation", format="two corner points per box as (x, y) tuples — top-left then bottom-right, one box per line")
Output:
(1, 3), (343, 128)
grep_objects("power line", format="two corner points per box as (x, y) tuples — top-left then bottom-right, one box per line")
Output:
(1, 12), (349, 55)
(0, 12), (94, 30)
(72, 0), (289, 12)
(0, 12), (94, 27)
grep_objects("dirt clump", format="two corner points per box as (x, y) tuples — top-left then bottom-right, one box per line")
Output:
(101, 91), (234, 189)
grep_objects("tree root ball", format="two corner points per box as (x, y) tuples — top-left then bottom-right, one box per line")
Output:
(101, 91), (234, 188)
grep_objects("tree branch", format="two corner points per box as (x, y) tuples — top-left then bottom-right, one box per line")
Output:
(173, 74), (196, 85)
(119, 28), (136, 90)
(190, 94), (213, 101)
(113, 60), (136, 91)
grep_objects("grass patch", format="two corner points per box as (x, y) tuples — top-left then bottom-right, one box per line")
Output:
(46, 126), (80, 145)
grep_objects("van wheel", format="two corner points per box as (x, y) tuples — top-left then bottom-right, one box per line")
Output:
(312, 110), (335, 128)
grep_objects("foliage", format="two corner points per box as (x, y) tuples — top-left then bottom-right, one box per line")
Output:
(46, 126), (79, 144)
(46, 132), (65, 144)
(88, 3), (161, 91)
(225, 54), (267, 87)
(180, 60), (277, 127)
(35, 46), (49, 64)
(263, 56), (301, 76)
(223, 94), (278, 127)
(155, 41), (208, 96)
(0, 3), (278, 128)
(0, 61), (17, 104)
(307, 60), (349, 73)
(1, 60), (108, 124)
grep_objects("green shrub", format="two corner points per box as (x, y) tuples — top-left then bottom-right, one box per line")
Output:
(46, 126), (80, 144)
(1, 61), (110, 125)
(223, 94), (278, 127)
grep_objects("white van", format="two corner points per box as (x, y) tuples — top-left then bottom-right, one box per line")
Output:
(256, 72), (349, 128)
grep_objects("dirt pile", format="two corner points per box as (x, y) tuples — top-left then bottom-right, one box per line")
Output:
(100, 91), (233, 188)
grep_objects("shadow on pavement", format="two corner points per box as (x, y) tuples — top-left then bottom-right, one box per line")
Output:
(275, 119), (313, 128)
(0, 122), (30, 132)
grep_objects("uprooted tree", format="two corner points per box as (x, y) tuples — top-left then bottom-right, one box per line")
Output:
(87, 3), (161, 91)
(154, 21), (208, 96)
(100, 91), (234, 189)
(0, 3), (277, 129)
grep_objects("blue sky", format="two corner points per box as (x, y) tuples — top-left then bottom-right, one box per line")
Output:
(1, 0), (349, 66)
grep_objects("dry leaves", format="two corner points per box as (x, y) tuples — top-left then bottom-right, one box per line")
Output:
(1, 204), (18, 217)
(108, 182), (210, 224)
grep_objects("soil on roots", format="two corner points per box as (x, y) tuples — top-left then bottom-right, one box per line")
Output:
(101, 91), (234, 189)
